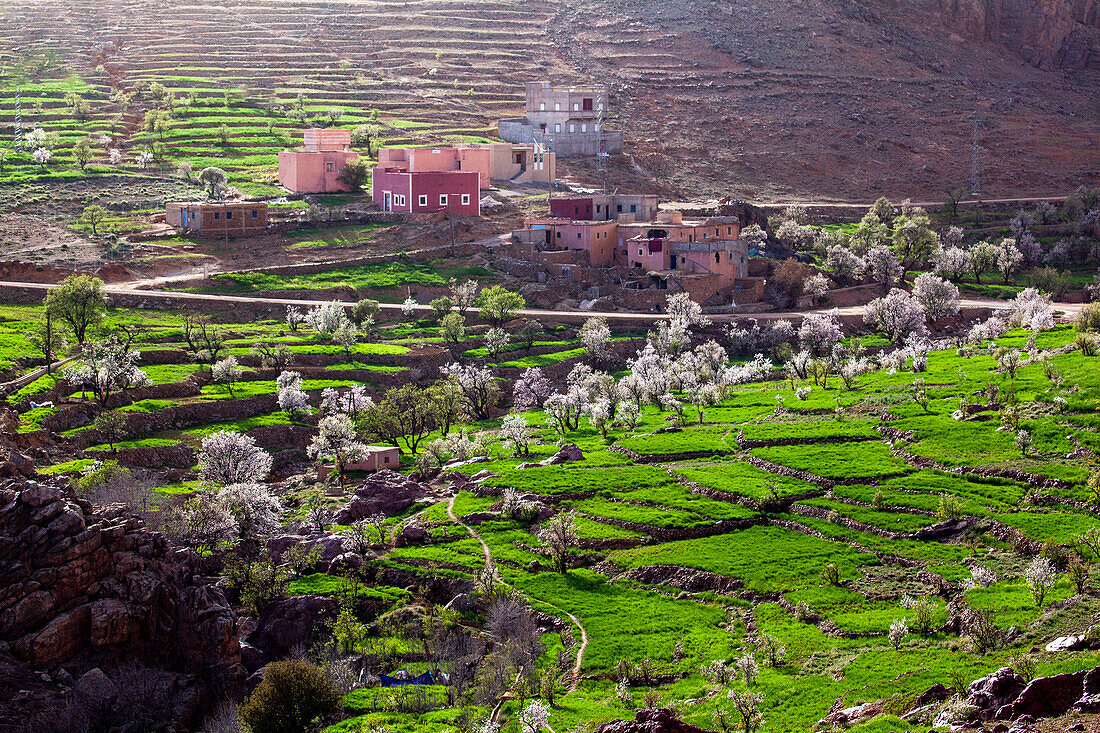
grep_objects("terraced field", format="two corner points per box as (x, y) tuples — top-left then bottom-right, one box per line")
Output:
(7, 288), (1100, 732)
(0, 0), (1095, 202)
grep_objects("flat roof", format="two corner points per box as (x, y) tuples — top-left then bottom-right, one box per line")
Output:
(166, 200), (266, 207)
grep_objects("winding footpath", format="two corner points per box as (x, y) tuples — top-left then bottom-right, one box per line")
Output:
(445, 495), (589, 693)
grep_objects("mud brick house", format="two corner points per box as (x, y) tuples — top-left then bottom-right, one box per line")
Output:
(278, 128), (360, 193)
(371, 166), (480, 216)
(316, 445), (401, 481)
(499, 80), (624, 157)
(523, 208), (762, 304)
(550, 194), (658, 222)
(165, 201), (268, 236)
(377, 143), (555, 188)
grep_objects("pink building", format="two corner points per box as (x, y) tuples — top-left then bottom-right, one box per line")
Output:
(347, 446), (401, 472)
(525, 218), (620, 266)
(371, 167), (480, 215)
(278, 128), (360, 193)
(377, 143), (555, 188)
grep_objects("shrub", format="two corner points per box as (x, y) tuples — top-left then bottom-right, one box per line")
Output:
(1076, 302), (1100, 333)
(238, 659), (341, 733)
(1007, 652), (1037, 682)
(1077, 333), (1100, 356)
(820, 563), (841, 586)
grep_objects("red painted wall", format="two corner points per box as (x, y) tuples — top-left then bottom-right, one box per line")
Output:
(372, 168), (480, 215)
(550, 197), (594, 220)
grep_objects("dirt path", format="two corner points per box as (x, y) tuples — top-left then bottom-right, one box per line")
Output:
(2, 280), (1080, 325)
(445, 494), (589, 692)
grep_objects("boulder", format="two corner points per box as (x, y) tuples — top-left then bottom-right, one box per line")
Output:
(539, 443), (584, 466)
(244, 595), (338, 671)
(997, 670), (1085, 720)
(914, 682), (951, 707)
(816, 701), (884, 729)
(329, 552), (364, 572)
(595, 708), (717, 733)
(267, 533), (348, 566)
(333, 469), (430, 524)
(966, 667), (1027, 721)
(395, 522), (429, 547)
(1045, 634), (1089, 652)
(460, 511), (499, 525)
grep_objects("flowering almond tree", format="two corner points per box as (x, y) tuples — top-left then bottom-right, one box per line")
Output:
(65, 336), (149, 407)
(198, 430), (274, 486)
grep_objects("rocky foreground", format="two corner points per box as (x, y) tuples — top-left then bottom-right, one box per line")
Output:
(0, 474), (243, 731)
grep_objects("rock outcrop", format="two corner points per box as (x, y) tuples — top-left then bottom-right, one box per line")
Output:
(333, 469), (431, 524)
(934, 0), (1100, 69)
(0, 477), (243, 730)
(595, 708), (717, 733)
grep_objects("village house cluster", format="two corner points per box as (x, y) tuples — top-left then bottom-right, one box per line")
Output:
(161, 79), (764, 306)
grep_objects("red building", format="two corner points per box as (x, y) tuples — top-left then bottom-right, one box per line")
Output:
(371, 167), (480, 216)
(550, 197), (594, 220)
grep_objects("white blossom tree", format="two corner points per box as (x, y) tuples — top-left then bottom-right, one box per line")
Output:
(864, 289), (927, 342)
(825, 244), (865, 286)
(305, 301), (350, 336)
(803, 273), (829, 305)
(518, 700), (550, 733)
(483, 327), (511, 362)
(912, 272), (960, 321)
(211, 355), (243, 396)
(934, 247), (971, 282)
(1025, 556), (1058, 608)
(277, 370), (312, 419)
(798, 309), (842, 355)
(401, 296), (418, 319)
(319, 385), (374, 421)
(198, 430), (273, 485)
(1010, 288), (1055, 332)
(866, 244), (903, 293)
(500, 414), (533, 456)
(513, 367), (552, 411)
(285, 306), (305, 332)
(308, 413), (369, 485)
(217, 482), (282, 541)
(537, 511), (579, 574)
(439, 362), (499, 420)
(65, 336), (149, 407)
(994, 238), (1024, 285)
(579, 316), (613, 365)
(450, 278), (479, 315)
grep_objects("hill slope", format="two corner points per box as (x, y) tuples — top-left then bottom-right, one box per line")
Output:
(0, 0), (1095, 200)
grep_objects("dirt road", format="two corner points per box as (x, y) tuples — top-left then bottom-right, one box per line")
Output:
(1, 280), (1079, 325)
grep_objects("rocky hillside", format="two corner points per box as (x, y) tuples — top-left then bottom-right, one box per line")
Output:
(557, 0), (1099, 199)
(933, 0), (1100, 70)
(0, 0), (1094, 200)
(0, 476), (243, 731)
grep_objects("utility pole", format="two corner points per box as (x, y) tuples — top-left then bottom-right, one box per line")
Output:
(969, 116), (982, 200)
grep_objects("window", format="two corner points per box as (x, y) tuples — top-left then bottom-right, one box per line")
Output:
(583, 98), (593, 111)
(568, 124), (575, 133)
(581, 123), (587, 133)
(688, 235), (693, 243)
(715, 252), (720, 264)
(384, 456), (390, 464)
(325, 162), (334, 172)
(638, 248), (643, 256)
(539, 102), (546, 111)
(554, 123), (561, 133)
(226, 211), (233, 219)
(572, 102), (579, 111)
(461, 194), (470, 205)
(616, 204), (623, 213)
(213, 212), (220, 220)
(440, 194), (448, 206)
(419, 195), (427, 206)
(577, 233), (582, 239)
(251, 209), (258, 219)
(727, 227), (733, 235)
(630, 204), (637, 213)
(556, 231), (561, 239)
(554, 102), (561, 111)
